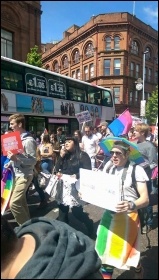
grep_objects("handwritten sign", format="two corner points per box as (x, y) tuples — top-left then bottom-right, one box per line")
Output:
(1, 131), (24, 156)
(75, 110), (92, 124)
(76, 168), (120, 211)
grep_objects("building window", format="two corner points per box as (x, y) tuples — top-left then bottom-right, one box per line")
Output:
(104, 59), (111, 75)
(85, 42), (94, 58)
(130, 62), (135, 77)
(145, 47), (151, 60)
(148, 68), (152, 82)
(90, 63), (94, 78)
(54, 61), (59, 73)
(77, 69), (80, 80)
(114, 36), (120, 50)
(84, 66), (88, 81)
(1, 28), (13, 58)
(105, 36), (111, 51)
(45, 65), (50, 70)
(135, 64), (140, 78)
(135, 91), (138, 103)
(73, 50), (80, 64)
(129, 92), (133, 104)
(63, 56), (69, 69)
(114, 59), (121, 75)
(155, 71), (158, 84)
(113, 87), (120, 104)
(72, 71), (75, 79)
(131, 40), (139, 55)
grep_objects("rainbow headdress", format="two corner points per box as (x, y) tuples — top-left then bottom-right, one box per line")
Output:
(1, 166), (14, 215)
(95, 210), (141, 270)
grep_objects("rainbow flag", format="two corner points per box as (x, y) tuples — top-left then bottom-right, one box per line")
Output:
(1, 166), (14, 215)
(95, 210), (141, 270)
(108, 109), (132, 137)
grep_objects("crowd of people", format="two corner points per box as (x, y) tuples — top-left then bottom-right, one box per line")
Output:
(1, 113), (158, 279)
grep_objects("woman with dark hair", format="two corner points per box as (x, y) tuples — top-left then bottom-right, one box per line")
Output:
(55, 136), (94, 238)
(50, 133), (60, 164)
(39, 134), (53, 174)
(73, 130), (83, 150)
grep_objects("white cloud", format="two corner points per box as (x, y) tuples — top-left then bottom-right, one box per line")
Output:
(143, 6), (158, 24)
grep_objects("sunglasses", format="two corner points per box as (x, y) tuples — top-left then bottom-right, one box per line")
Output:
(110, 151), (123, 156)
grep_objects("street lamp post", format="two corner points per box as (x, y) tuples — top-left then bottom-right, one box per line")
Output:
(141, 50), (149, 122)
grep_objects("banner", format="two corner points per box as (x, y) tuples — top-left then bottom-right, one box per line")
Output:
(1, 131), (24, 156)
(76, 169), (120, 211)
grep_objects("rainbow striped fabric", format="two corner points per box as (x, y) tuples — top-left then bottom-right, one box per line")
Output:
(95, 210), (141, 270)
(1, 165), (14, 215)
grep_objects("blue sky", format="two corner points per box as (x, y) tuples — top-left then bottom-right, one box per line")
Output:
(41, 1), (158, 43)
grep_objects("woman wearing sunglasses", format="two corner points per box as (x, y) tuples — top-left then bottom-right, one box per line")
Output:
(95, 140), (149, 279)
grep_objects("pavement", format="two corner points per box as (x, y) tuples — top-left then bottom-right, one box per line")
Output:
(4, 189), (158, 279)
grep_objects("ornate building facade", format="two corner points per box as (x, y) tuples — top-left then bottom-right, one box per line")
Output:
(42, 12), (158, 116)
(1, 1), (42, 62)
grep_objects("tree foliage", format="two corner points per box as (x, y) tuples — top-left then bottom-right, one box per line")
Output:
(26, 45), (42, 67)
(145, 85), (158, 125)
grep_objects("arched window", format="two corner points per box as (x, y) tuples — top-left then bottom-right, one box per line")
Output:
(45, 64), (50, 70)
(145, 47), (151, 60)
(131, 40), (139, 55)
(73, 50), (80, 64)
(62, 56), (69, 69)
(85, 42), (94, 58)
(53, 61), (59, 73)
(105, 36), (111, 51)
(114, 36), (120, 50)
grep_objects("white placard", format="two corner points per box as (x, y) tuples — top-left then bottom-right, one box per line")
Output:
(75, 110), (92, 124)
(77, 169), (120, 211)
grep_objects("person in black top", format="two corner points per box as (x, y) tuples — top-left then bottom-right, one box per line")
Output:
(55, 136), (94, 238)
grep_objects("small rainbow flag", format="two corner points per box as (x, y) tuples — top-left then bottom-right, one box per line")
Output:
(1, 166), (14, 215)
(108, 109), (132, 137)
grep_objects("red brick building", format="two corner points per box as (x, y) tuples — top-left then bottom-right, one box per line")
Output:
(1, 1), (42, 62)
(42, 12), (158, 116)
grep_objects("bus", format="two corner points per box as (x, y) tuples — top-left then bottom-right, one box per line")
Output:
(1, 56), (115, 136)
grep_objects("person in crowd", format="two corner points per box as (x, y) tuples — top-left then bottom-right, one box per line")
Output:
(54, 136), (94, 238)
(50, 133), (60, 165)
(82, 126), (100, 169)
(39, 134), (54, 174)
(27, 140), (48, 209)
(56, 127), (66, 146)
(5, 114), (37, 225)
(96, 140), (149, 279)
(146, 127), (154, 142)
(73, 130), (84, 150)
(133, 123), (158, 234)
(96, 121), (113, 167)
(1, 215), (102, 279)
(128, 127), (136, 142)
(93, 127), (102, 140)
(97, 121), (113, 139)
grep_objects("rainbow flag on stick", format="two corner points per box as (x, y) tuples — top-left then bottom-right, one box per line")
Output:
(108, 109), (132, 137)
(1, 166), (14, 215)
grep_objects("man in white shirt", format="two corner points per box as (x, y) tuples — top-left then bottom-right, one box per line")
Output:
(82, 126), (100, 169)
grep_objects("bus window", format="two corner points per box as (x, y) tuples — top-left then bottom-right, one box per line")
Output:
(102, 90), (113, 107)
(1, 61), (24, 92)
(87, 86), (101, 105)
(68, 80), (87, 102)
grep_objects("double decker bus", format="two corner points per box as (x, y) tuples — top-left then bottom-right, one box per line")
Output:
(1, 56), (115, 136)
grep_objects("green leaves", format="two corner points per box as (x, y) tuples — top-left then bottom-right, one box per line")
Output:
(145, 85), (158, 125)
(26, 45), (42, 67)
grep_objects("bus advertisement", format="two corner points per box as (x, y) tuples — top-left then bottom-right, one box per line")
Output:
(1, 56), (115, 136)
